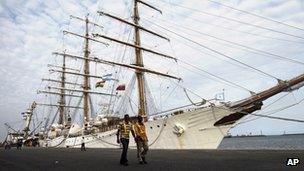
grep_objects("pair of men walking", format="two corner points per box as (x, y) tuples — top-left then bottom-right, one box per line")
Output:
(116, 114), (148, 166)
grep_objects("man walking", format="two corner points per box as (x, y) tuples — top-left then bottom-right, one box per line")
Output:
(134, 115), (148, 164)
(81, 137), (86, 151)
(116, 114), (135, 166)
(17, 139), (22, 150)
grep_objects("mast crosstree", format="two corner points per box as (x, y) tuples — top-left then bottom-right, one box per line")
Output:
(52, 52), (181, 80)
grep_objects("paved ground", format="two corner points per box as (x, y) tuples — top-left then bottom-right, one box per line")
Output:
(0, 148), (303, 171)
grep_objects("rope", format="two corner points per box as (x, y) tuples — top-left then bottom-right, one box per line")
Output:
(216, 96), (304, 125)
(205, 0), (304, 32)
(162, 83), (178, 104)
(257, 98), (304, 116)
(149, 103), (198, 117)
(48, 108), (59, 132)
(159, 0), (304, 40)
(63, 116), (169, 148)
(128, 96), (138, 116)
(92, 133), (120, 147)
(145, 75), (163, 116)
(155, 18), (304, 66)
(160, 7), (304, 44)
(46, 135), (67, 148)
(144, 18), (282, 81)
(141, 19), (259, 94)
(183, 88), (206, 106)
(46, 125), (84, 148)
(30, 121), (43, 136)
(165, 76), (212, 104)
(249, 113), (304, 123)
(237, 92), (291, 124)
(147, 115), (169, 147)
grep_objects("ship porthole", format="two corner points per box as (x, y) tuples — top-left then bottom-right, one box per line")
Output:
(150, 126), (153, 129)
(157, 125), (160, 128)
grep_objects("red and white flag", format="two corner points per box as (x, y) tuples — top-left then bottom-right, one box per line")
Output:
(116, 84), (125, 91)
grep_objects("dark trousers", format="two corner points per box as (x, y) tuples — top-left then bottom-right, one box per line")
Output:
(17, 143), (22, 149)
(120, 138), (129, 164)
(81, 143), (86, 151)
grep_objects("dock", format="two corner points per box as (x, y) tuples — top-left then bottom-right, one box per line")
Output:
(0, 148), (303, 171)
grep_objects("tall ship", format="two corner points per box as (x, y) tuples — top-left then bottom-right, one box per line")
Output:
(6, 1), (304, 149)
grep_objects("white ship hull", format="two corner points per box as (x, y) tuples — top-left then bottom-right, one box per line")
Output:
(41, 136), (66, 148)
(65, 105), (236, 149)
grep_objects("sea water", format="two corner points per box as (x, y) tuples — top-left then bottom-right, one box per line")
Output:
(219, 134), (304, 150)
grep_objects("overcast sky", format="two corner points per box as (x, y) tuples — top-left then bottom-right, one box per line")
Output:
(1, 0), (304, 141)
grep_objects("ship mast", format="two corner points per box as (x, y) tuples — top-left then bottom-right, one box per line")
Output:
(50, 15), (113, 125)
(39, 52), (78, 125)
(23, 101), (36, 139)
(83, 16), (90, 123)
(133, 0), (146, 118)
(94, 1), (181, 118)
(58, 53), (66, 124)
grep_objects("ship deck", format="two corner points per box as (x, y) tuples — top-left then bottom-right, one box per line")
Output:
(0, 148), (303, 171)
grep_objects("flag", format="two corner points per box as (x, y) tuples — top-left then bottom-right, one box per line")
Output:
(102, 73), (118, 81)
(215, 92), (225, 101)
(103, 77), (115, 81)
(116, 84), (126, 91)
(96, 80), (106, 88)
(102, 73), (113, 78)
